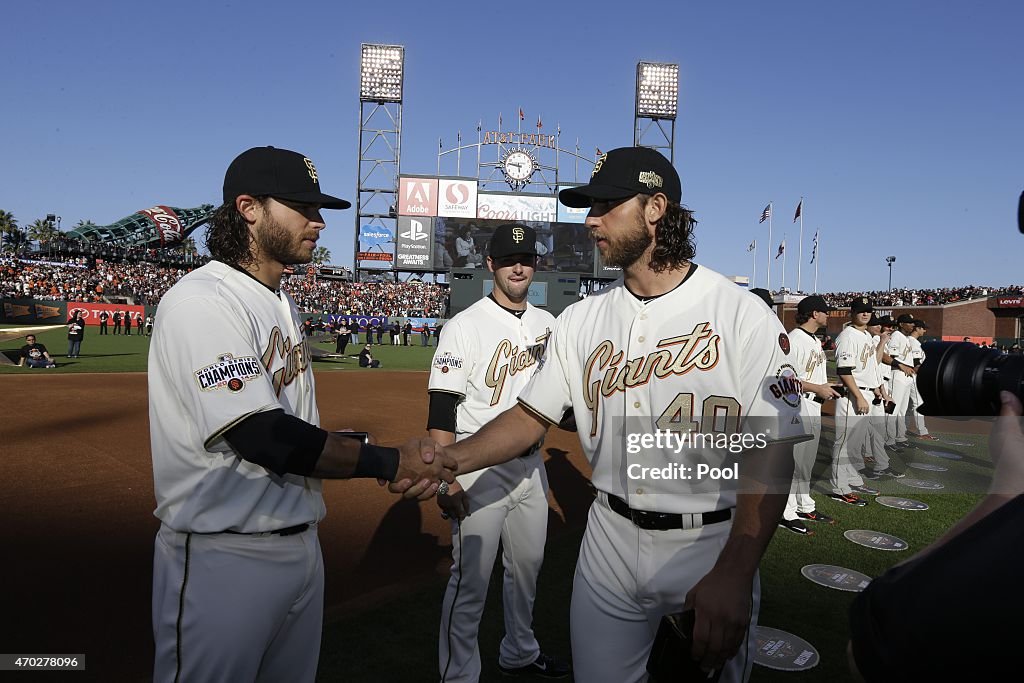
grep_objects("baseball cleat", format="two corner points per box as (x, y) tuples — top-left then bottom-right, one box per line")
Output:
(828, 493), (869, 507)
(498, 652), (571, 678)
(858, 468), (882, 480)
(851, 485), (880, 496)
(875, 467), (906, 478)
(778, 518), (814, 535)
(885, 443), (904, 453)
(797, 510), (836, 524)
(917, 434), (940, 441)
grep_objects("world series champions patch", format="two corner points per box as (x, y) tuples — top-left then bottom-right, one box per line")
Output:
(194, 354), (263, 392)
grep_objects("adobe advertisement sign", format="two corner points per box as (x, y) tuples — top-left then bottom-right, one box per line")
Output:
(477, 193), (557, 222)
(398, 177), (438, 217)
(358, 225), (394, 269)
(438, 179), (478, 218)
(138, 206), (184, 246)
(395, 216), (435, 270)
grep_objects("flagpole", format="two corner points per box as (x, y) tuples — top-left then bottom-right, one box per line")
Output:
(456, 131), (462, 176)
(781, 234), (787, 291)
(766, 202), (773, 292)
(797, 197), (804, 293)
(476, 120), (482, 176)
(814, 229), (820, 293)
(437, 138), (441, 175)
(751, 242), (757, 289)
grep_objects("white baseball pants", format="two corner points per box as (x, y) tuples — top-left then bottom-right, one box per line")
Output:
(784, 399), (821, 519)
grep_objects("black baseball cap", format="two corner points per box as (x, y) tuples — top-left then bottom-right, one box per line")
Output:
(750, 288), (774, 308)
(797, 295), (834, 315)
(488, 224), (538, 260)
(223, 146), (351, 209)
(896, 313), (915, 324)
(558, 147), (681, 208)
(878, 315), (896, 327)
(914, 319), (929, 329)
(867, 315), (883, 326)
(850, 296), (873, 314)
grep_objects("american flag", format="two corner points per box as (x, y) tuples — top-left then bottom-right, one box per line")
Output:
(759, 204), (771, 223)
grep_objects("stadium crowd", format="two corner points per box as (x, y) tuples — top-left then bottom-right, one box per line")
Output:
(1, 253), (448, 317)
(2, 249), (1020, 319)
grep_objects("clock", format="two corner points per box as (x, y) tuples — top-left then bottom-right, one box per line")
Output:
(501, 148), (537, 189)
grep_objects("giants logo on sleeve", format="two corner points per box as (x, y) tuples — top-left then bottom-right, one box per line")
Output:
(485, 328), (551, 406)
(194, 354), (263, 392)
(260, 327), (310, 396)
(769, 364), (803, 408)
(582, 322), (720, 437)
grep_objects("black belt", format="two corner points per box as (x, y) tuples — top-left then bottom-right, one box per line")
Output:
(224, 523), (310, 537)
(607, 494), (732, 531)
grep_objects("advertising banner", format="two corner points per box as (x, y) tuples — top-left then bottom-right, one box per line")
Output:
(395, 216), (435, 270)
(477, 193), (557, 222)
(398, 177), (439, 217)
(68, 301), (146, 326)
(138, 206), (184, 246)
(327, 314), (389, 332)
(593, 247), (623, 279)
(438, 179), (478, 218)
(556, 185), (589, 224)
(358, 224), (394, 269)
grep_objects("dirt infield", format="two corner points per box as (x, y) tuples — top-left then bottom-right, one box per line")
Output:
(1, 371), (591, 681)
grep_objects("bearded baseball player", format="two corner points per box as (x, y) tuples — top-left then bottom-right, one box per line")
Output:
(779, 295), (839, 535)
(416, 147), (805, 682)
(428, 223), (568, 681)
(148, 146), (455, 683)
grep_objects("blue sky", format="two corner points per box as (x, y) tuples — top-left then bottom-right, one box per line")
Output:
(2, 0), (1021, 292)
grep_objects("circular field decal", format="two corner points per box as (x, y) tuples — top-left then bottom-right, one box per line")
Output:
(901, 479), (945, 490)
(876, 496), (929, 511)
(800, 564), (872, 592)
(753, 626), (819, 671)
(922, 450), (963, 460)
(907, 462), (948, 472)
(844, 529), (909, 551)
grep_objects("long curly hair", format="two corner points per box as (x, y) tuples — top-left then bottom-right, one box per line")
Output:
(641, 196), (698, 273)
(204, 197), (267, 267)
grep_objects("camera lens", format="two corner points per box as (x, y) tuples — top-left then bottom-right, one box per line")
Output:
(918, 342), (1024, 416)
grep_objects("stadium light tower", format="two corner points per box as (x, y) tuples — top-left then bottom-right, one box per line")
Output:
(355, 43), (404, 283)
(634, 61), (679, 163)
(886, 256), (896, 291)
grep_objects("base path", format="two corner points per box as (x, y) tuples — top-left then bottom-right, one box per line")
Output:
(1, 371), (592, 682)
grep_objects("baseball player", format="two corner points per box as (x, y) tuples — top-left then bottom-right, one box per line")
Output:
(148, 146), (455, 683)
(828, 297), (879, 505)
(884, 314), (918, 449)
(858, 316), (896, 482)
(779, 295), (839, 535)
(419, 147), (805, 682)
(428, 224), (568, 682)
(907, 319), (938, 439)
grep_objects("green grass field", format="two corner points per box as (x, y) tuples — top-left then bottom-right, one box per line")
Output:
(3, 322), (989, 680)
(0, 325), (437, 373)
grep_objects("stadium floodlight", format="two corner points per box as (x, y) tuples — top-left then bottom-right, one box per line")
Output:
(360, 43), (405, 103)
(636, 61), (679, 120)
(886, 255), (896, 291)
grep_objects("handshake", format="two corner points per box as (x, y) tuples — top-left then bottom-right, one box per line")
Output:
(383, 437), (459, 501)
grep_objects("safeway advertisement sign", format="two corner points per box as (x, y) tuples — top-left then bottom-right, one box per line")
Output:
(398, 177), (438, 216)
(437, 179), (478, 218)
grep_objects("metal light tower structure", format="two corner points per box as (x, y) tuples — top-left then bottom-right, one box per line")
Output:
(634, 61), (679, 163)
(886, 256), (896, 291)
(355, 43), (404, 282)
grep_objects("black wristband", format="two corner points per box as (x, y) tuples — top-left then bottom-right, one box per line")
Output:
(352, 443), (400, 481)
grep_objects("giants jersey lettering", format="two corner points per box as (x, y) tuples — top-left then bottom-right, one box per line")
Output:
(518, 264), (806, 514)
(835, 325), (877, 388)
(428, 297), (555, 439)
(788, 327), (827, 386)
(149, 261), (324, 533)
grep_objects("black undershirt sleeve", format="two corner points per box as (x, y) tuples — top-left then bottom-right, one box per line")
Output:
(836, 366), (853, 375)
(426, 391), (460, 433)
(224, 409), (327, 477)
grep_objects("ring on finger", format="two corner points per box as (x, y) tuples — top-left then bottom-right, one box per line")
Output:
(438, 480), (450, 496)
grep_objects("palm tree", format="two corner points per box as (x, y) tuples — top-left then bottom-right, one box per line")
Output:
(75, 219), (99, 230)
(27, 218), (58, 245)
(311, 246), (331, 265)
(0, 210), (18, 251)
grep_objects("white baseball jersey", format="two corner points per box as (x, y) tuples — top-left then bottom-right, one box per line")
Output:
(428, 297), (554, 439)
(886, 330), (914, 369)
(788, 327), (827, 387)
(835, 325), (877, 389)
(517, 264), (806, 514)
(909, 335), (925, 365)
(870, 335), (889, 388)
(149, 260), (325, 533)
